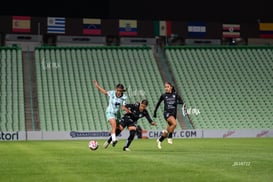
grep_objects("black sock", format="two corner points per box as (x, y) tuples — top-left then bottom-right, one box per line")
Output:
(168, 132), (173, 139)
(116, 128), (122, 136)
(159, 135), (166, 142)
(124, 130), (136, 148)
(107, 136), (112, 143)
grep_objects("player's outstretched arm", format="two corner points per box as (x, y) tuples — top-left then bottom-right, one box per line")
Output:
(94, 80), (107, 95)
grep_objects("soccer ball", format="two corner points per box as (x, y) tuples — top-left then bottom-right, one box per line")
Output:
(88, 140), (99, 150)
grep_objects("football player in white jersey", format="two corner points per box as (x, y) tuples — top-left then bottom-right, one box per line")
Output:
(94, 80), (130, 146)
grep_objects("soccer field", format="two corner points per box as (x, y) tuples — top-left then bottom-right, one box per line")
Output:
(0, 138), (272, 182)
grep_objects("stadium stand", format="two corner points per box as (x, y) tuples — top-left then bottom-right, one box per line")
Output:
(2, 43), (272, 133)
(0, 46), (25, 131)
(165, 46), (273, 129)
(34, 46), (177, 131)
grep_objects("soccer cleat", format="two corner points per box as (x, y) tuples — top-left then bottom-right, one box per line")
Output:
(123, 147), (131, 151)
(112, 140), (118, 147)
(103, 141), (110, 149)
(157, 139), (162, 149)
(167, 138), (173, 144)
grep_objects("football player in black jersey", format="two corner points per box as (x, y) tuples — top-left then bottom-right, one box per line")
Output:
(103, 99), (157, 151)
(153, 82), (184, 149)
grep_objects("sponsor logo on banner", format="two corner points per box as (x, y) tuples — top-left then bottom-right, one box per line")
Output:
(148, 130), (199, 138)
(223, 130), (236, 138)
(0, 132), (19, 141)
(70, 131), (110, 138)
(256, 130), (269, 137)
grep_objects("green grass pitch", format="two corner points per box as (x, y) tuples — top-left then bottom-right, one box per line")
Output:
(1, 138), (272, 182)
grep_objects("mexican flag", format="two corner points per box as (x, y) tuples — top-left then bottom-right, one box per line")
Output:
(154, 20), (172, 36)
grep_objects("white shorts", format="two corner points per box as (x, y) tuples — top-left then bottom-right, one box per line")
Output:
(106, 111), (121, 122)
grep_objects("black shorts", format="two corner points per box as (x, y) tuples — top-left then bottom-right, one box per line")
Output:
(164, 112), (177, 120)
(119, 118), (137, 128)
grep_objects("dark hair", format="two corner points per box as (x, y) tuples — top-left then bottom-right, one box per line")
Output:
(140, 99), (148, 106)
(165, 82), (176, 93)
(116, 83), (126, 92)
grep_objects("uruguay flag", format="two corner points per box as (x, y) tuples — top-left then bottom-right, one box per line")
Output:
(47, 17), (66, 34)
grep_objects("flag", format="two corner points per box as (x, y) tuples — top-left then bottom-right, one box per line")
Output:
(47, 17), (66, 34)
(259, 23), (273, 38)
(12, 16), (31, 33)
(154, 20), (172, 36)
(119, 19), (137, 36)
(188, 22), (206, 37)
(222, 24), (240, 38)
(83, 18), (101, 35)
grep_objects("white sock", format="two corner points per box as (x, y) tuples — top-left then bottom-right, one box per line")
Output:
(163, 130), (168, 135)
(111, 133), (116, 142)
